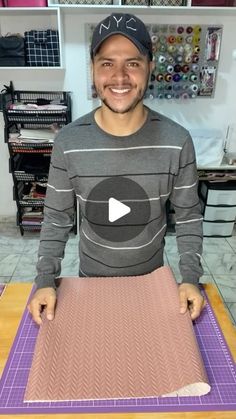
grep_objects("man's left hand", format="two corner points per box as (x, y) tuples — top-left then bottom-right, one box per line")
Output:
(178, 283), (206, 321)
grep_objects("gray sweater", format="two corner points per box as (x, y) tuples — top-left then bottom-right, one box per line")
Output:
(35, 107), (203, 288)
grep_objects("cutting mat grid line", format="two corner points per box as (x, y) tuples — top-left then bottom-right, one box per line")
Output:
(0, 288), (236, 414)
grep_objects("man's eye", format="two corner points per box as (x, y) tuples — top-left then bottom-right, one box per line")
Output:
(102, 62), (112, 67)
(127, 62), (139, 67)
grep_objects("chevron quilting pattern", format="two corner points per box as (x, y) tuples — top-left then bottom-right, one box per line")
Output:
(24, 266), (210, 401)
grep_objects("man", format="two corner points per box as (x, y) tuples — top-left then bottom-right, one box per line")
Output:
(28, 13), (205, 325)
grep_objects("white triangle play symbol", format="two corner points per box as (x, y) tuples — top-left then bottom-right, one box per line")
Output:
(108, 197), (131, 223)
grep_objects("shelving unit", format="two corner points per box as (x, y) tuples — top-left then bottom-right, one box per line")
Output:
(0, 7), (64, 69)
(2, 89), (72, 235)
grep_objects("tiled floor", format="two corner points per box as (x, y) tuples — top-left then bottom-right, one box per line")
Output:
(0, 221), (236, 326)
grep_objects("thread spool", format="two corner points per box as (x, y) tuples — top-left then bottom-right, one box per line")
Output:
(177, 26), (184, 34)
(176, 36), (183, 43)
(192, 64), (199, 72)
(186, 26), (193, 34)
(189, 83), (199, 92)
(190, 74), (198, 82)
(173, 73), (181, 82)
(151, 35), (159, 43)
(156, 74), (164, 82)
(182, 65), (190, 73)
(165, 74), (172, 82)
(167, 65), (174, 73)
(158, 55), (166, 63)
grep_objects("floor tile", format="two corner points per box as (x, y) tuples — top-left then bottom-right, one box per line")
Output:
(12, 253), (38, 280)
(0, 277), (11, 284)
(61, 253), (80, 276)
(203, 253), (236, 275)
(213, 275), (236, 303)
(11, 276), (34, 283)
(0, 254), (21, 276)
(0, 237), (27, 254)
(164, 236), (178, 254)
(226, 236), (236, 252)
(203, 237), (235, 254)
(225, 303), (236, 325)
(65, 235), (79, 254)
(22, 238), (40, 255)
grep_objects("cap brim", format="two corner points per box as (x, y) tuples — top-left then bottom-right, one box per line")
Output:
(91, 31), (150, 59)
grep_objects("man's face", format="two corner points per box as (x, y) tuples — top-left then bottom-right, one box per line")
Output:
(92, 34), (152, 114)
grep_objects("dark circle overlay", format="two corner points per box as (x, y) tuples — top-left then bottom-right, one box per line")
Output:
(85, 177), (151, 243)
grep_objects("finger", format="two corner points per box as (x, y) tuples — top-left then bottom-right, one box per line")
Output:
(29, 300), (43, 326)
(179, 289), (188, 314)
(189, 296), (204, 321)
(46, 295), (56, 321)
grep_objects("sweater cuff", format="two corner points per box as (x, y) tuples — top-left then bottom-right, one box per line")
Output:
(35, 275), (57, 290)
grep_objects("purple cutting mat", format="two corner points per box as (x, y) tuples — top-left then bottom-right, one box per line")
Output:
(0, 287), (236, 414)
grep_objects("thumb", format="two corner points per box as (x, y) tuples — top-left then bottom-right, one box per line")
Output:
(46, 295), (56, 321)
(179, 289), (188, 314)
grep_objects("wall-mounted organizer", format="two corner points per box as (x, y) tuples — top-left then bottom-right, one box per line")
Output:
(200, 181), (236, 237)
(145, 24), (222, 100)
(2, 88), (72, 235)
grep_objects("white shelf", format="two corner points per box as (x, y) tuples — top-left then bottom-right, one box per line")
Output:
(0, 7), (57, 15)
(47, 3), (236, 16)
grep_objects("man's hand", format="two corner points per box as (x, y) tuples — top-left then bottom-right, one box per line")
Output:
(28, 287), (57, 326)
(178, 283), (206, 321)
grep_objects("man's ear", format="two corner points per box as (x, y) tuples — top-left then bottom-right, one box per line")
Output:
(90, 61), (94, 82)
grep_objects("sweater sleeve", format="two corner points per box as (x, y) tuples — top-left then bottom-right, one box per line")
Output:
(169, 134), (204, 286)
(35, 137), (75, 289)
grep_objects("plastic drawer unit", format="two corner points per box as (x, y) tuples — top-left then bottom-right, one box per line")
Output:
(200, 181), (236, 237)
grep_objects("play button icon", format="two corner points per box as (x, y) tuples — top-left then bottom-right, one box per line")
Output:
(108, 197), (131, 222)
(85, 177), (151, 242)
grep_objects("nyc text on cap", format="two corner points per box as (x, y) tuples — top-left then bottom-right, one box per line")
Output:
(90, 13), (153, 61)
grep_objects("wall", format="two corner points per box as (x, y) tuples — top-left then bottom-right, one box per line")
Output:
(0, 11), (236, 217)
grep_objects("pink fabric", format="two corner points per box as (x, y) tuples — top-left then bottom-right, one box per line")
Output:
(7, 0), (47, 6)
(25, 267), (210, 401)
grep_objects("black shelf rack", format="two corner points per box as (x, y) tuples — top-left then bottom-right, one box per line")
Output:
(3, 89), (72, 235)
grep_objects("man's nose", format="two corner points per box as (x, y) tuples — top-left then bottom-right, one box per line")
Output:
(112, 64), (129, 81)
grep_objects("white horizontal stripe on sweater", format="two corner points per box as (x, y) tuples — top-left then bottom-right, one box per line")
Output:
(174, 181), (198, 190)
(64, 145), (182, 154)
(179, 252), (202, 258)
(39, 255), (63, 261)
(47, 183), (74, 192)
(176, 217), (203, 225)
(52, 222), (74, 227)
(76, 192), (170, 203)
(82, 223), (167, 250)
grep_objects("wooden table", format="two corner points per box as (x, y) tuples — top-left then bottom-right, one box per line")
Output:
(0, 283), (236, 419)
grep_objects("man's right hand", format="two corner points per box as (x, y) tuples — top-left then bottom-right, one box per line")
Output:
(28, 287), (57, 326)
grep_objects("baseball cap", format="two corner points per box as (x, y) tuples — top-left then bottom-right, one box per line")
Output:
(90, 13), (153, 61)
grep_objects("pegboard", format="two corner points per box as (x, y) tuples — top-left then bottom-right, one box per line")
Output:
(86, 23), (223, 100)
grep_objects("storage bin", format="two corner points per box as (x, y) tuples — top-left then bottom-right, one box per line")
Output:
(203, 203), (236, 221)
(203, 220), (235, 237)
(201, 181), (236, 206)
(191, 0), (235, 5)
(6, 0), (47, 5)
(24, 30), (60, 67)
